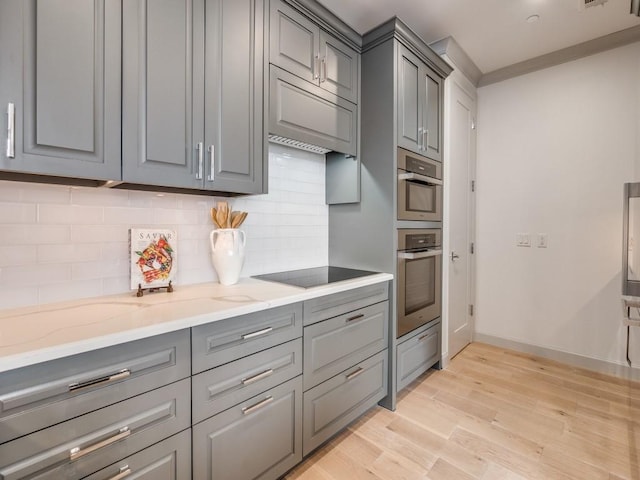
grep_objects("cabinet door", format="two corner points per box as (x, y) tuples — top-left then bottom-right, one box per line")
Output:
(83, 430), (191, 480)
(201, 0), (265, 194)
(269, 0), (319, 84)
(396, 320), (441, 391)
(319, 31), (359, 104)
(193, 376), (302, 480)
(397, 44), (423, 156)
(0, 0), (121, 181)
(423, 66), (443, 162)
(122, 0), (202, 189)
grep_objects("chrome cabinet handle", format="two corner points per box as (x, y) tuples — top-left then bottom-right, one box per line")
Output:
(68, 368), (131, 392)
(417, 127), (423, 150)
(398, 249), (443, 260)
(196, 142), (203, 180)
(69, 427), (130, 461)
(241, 327), (273, 340)
(346, 313), (364, 323)
(241, 368), (274, 385)
(423, 129), (429, 151)
(397, 171), (443, 186)
(313, 55), (320, 80)
(320, 57), (327, 83)
(6, 103), (15, 158)
(451, 252), (460, 261)
(418, 332), (432, 342)
(346, 367), (364, 381)
(242, 396), (273, 415)
(207, 144), (215, 182)
(107, 466), (132, 480)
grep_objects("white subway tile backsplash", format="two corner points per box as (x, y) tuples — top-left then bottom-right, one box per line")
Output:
(38, 204), (103, 225)
(0, 145), (328, 308)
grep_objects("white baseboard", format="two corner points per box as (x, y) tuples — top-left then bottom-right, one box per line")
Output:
(473, 333), (640, 383)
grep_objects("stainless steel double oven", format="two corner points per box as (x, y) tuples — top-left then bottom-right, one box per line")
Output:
(396, 148), (443, 339)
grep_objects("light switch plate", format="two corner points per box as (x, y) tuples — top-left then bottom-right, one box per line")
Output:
(537, 233), (548, 248)
(516, 233), (531, 247)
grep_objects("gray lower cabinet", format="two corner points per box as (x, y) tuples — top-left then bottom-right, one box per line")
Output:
(0, 329), (190, 445)
(0, 0), (121, 181)
(191, 303), (302, 374)
(192, 338), (302, 422)
(303, 301), (388, 390)
(303, 350), (387, 455)
(0, 379), (191, 480)
(192, 376), (303, 480)
(83, 430), (192, 480)
(122, 0), (265, 194)
(396, 319), (441, 392)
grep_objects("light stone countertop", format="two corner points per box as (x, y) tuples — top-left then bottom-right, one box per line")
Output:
(0, 273), (393, 373)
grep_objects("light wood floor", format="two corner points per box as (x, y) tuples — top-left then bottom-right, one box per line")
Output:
(284, 342), (640, 480)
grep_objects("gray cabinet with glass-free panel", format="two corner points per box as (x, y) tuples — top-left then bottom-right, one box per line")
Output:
(0, 0), (121, 182)
(122, 0), (265, 194)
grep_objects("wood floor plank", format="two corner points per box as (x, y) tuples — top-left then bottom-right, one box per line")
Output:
(284, 343), (640, 480)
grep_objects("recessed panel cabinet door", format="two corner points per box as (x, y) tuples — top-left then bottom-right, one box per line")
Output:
(423, 67), (443, 162)
(397, 45), (423, 156)
(201, 0), (265, 194)
(122, 0), (202, 189)
(0, 0), (121, 181)
(319, 31), (359, 104)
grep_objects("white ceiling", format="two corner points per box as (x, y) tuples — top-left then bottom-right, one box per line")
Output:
(316, 0), (640, 73)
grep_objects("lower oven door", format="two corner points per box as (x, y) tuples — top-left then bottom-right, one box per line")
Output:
(397, 248), (442, 338)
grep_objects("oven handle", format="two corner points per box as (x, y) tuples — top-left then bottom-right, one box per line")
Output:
(398, 171), (443, 186)
(398, 249), (443, 260)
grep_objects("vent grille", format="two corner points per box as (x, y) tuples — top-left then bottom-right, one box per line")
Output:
(581, 0), (608, 8)
(268, 135), (331, 155)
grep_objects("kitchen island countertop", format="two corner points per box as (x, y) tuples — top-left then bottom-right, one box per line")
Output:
(0, 273), (393, 373)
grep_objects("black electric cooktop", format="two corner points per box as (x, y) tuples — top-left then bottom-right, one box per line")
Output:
(253, 266), (378, 289)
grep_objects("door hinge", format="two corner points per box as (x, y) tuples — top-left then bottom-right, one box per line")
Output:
(471, 180), (475, 192)
(469, 304), (474, 316)
(470, 242), (475, 254)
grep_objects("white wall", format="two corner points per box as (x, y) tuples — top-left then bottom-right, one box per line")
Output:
(476, 42), (640, 367)
(0, 144), (328, 310)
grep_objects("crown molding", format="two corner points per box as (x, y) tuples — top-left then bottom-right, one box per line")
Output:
(429, 36), (482, 87)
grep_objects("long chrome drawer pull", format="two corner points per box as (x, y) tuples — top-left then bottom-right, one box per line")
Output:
(241, 327), (273, 340)
(207, 144), (215, 182)
(6, 103), (15, 158)
(418, 333), (431, 342)
(196, 142), (204, 180)
(242, 396), (273, 415)
(108, 466), (132, 480)
(397, 249), (443, 260)
(69, 427), (130, 461)
(241, 368), (274, 385)
(68, 368), (131, 392)
(346, 314), (365, 323)
(397, 171), (443, 186)
(346, 367), (364, 381)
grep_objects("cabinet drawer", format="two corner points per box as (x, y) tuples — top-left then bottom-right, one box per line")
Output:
(397, 320), (441, 392)
(83, 429), (191, 480)
(192, 303), (302, 374)
(303, 301), (388, 390)
(0, 378), (190, 480)
(192, 338), (302, 423)
(0, 329), (190, 444)
(193, 376), (302, 480)
(303, 282), (389, 326)
(303, 350), (387, 456)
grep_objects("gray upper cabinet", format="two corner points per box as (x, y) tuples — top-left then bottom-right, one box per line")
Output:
(0, 0), (121, 181)
(123, 0), (265, 194)
(270, 0), (359, 104)
(397, 44), (443, 162)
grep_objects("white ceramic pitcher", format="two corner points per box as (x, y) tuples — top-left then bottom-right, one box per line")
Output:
(209, 229), (246, 285)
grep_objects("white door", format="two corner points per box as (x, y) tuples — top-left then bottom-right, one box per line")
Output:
(447, 74), (476, 359)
